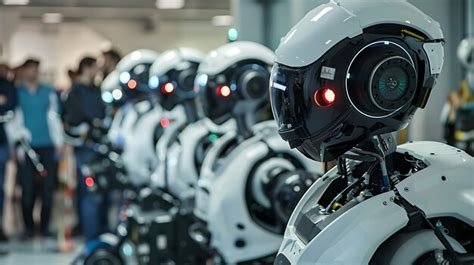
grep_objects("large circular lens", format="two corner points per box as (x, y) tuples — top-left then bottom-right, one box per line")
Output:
(377, 66), (408, 100)
(239, 65), (269, 99)
(245, 74), (267, 99)
(369, 56), (417, 112)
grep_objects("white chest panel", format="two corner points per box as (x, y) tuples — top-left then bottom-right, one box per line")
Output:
(196, 121), (320, 263)
(277, 141), (473, 265)
(122, 103), (163, 186)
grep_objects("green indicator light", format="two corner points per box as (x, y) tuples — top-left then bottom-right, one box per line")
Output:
(208, 134), (219, 143)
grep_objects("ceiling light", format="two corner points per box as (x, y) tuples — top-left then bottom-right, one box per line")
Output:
(212, 15), (234, 26)
(156, 0), (184, 9)
(42, 13), (63, 24)
(3, 0), (29, 5)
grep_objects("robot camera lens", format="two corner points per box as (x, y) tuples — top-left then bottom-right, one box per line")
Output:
(369, 56), (417, 112)
(376, 66), (408, 101)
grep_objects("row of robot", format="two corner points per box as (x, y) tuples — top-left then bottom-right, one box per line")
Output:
(75, 41), (322, 265)
(75, 1), (474, 265)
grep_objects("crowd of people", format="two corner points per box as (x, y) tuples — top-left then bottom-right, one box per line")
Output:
(0, 49), (121, 245)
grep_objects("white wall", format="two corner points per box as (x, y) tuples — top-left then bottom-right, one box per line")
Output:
(9, 22), (107, 88)
(7, 18), (228, 89)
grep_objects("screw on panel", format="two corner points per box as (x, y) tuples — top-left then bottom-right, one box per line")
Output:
(383, 201), (388, 206)
(235, 239), (246, 248)
(404, 187), (409, 192)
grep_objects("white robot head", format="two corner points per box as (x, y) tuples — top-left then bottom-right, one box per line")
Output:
(458, 37), (474, 72)
(196, 41), (275, 127)
(458, 37), (474, 90)
(149, 47), (204, 110)
(270, 0), (444, 161)
(115, 49), (160, 100)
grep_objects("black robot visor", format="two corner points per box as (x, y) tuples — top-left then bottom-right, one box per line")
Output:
(270, 63), (344, 149)
(119, 63), (153, 99)
(196, 71), (236, 125)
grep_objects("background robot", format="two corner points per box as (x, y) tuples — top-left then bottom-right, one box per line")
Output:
(149, 47), (212, 199)
(269, 1), (474, 264)
(191, 41), (324, 264)
(118, 47), (209, 265)
(441, 37), (474, 155)
(74, 49), (171, 265)
(114, 49), (164, 187)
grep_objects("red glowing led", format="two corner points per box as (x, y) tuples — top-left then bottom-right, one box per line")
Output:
(85, 176), (95, 187)
(216, 85), (231, 97)
(314, 87), (336, 107)
(322, 88), (335, 104)
(160, 118), (171, 128)
(128, 80), (137, 89)
(162, 82), (175, 94)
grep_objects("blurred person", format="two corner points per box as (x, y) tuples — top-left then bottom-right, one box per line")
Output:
(0, 64), (9, 80)
(13, 65), (26, 86)
(101, 49), (121, 77)
(0, 63), (17, 242)
(62, 57), (107, 241)
(16, 58), (64, 239)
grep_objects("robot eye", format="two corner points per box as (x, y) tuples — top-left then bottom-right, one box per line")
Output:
(127, 79), (137, 90)
(314, 87), (335, 107)
(160, 118), (171, 128)
(85, 176), (95, 188)
(161, 82), (175, 94)
(216, 85), (231, 97)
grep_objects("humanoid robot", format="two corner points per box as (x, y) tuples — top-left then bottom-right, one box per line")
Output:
(269, 1), (474, 264)
(149, 47), (214, 199)
(190, 41), (324, 264)
(73, 49), (167, 265)
(120, 47), (210, 265)
(112, 49), (164, 187)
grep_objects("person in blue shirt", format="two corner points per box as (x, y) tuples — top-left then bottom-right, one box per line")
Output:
(0, 64), (17, 242)
(16, 59), (64, 239)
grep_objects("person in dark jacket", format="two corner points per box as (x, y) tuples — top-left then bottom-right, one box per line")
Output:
(0, 63), (17, 242)
(101, 49), (121, 78)
(63, 57), (106, 241)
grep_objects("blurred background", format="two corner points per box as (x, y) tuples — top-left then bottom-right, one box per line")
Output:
(0, 0), (472, 264)
(0, 0), (470, 141)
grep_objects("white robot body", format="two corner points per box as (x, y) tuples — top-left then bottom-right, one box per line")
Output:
(120, 101), (163, 186)
(151, 117), (235, 201)
(193, 129), (238, 221)
(276, 141), (474, 265)
(195, 121), (323, 264)
(150, 105), (187, 190)
(107, 104), (139, 149)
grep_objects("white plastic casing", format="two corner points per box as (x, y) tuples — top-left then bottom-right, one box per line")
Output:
(195, 121), (323, 264)
(198, 41), (275, 76)
(149, 47), (205, 78)
(276, 0), (444, 69)
(115, 49), (160, 73)
(100, 71), (120, 92)
(277, 142), (474, 264)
